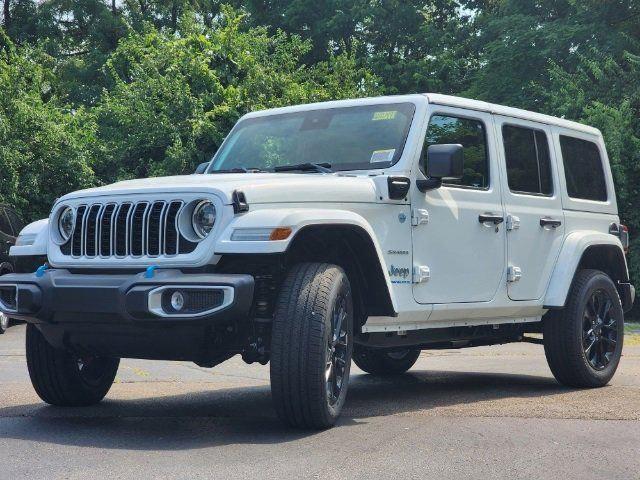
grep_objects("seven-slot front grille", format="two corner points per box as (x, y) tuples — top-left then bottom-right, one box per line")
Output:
(60, 200), (197, 258)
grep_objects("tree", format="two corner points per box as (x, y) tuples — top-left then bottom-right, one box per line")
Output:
(91, 8), (379, 183)
(0, 32), (95, 220)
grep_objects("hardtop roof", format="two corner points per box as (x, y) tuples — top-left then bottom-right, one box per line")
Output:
(424, 93), (601, 136)
(241, 93), (601, 136)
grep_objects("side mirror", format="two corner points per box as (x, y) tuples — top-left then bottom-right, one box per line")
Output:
(194, 162), (210, 175)
(416, 144), (464, 192)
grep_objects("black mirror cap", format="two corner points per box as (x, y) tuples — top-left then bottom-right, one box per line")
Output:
(426, 144), (464, 180)
(194, 162), (209, 174)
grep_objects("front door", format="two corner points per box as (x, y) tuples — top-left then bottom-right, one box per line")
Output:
(493, 116), (565, 301)
(411, 107), (506, 304)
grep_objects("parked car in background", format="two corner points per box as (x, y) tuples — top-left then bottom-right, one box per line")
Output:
(0, 204), (24, 333)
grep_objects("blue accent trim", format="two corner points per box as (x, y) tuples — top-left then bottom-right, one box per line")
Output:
(145, 266), (159, 279)
(35, 264), (49, 278)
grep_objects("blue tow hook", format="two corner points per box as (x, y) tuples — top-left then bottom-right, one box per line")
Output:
(35, 264), (50, 278)
(145, 265), (159, 279)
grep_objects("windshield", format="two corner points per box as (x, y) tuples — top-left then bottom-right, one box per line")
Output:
(208, 103), (416, 173)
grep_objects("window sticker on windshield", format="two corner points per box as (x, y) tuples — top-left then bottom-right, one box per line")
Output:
(372, 111), (397, 121)
(370, 149), (396, 163)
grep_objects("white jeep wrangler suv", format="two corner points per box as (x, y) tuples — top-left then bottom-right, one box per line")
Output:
(1, 94), (634, 429)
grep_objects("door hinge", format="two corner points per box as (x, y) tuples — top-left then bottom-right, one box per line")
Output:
(411, 208), (429, 226)
(413, 265), (430, 284)
(507, 265), (522, 283)
(506, 214), (520, 231)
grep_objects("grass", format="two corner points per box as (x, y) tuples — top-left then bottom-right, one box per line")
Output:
(625, 322), (640, 346)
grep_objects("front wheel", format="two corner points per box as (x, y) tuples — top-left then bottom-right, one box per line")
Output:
(26, 324), (120, 406)
(543, 269), (624, 388)
(270, 263), (353, 429)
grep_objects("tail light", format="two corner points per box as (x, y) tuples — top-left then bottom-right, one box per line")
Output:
(621, 224), (629, 254)
(610, 223), (629, 254)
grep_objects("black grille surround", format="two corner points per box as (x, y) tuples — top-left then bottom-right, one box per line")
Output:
(60, 200), (198, 259)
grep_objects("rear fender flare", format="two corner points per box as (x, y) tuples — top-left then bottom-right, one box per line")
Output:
(544, 231), (628, 308)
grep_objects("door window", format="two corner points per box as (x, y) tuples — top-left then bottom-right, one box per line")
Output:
(503, 125), (552, 195)
(559, 135), (607, 201)
(425, 115), (489, 189)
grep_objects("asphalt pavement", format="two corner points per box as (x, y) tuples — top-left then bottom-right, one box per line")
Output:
(1, 324), (639, 480)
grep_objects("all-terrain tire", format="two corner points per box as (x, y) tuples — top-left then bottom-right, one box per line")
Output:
(270, 263), (354, 429)
(353, 347), (420, 375)
(543, 269), (624, 388)
(26, 324), (120, 406)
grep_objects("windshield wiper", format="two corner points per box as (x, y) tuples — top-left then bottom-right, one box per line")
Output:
(209, 167), (265, 174)
(274, 162), (332, 173)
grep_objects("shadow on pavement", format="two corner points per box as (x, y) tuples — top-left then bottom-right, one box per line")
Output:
(0, 369), (569, 450)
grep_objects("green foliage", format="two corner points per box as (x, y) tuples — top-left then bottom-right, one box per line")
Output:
(0, 32), (95, 220)
(91, 9), (378, 183)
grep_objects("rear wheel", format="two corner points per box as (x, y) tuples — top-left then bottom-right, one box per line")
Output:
(270, 263), (353, 429)
(543, 269), (624, 388)
(353, 346), (420, 375)
(26, 324), (120, 406)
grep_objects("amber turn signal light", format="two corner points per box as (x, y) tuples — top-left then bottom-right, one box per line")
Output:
(269, 227), (292, 241)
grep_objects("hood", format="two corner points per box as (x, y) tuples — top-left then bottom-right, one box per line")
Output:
(59, 173), (381, 205)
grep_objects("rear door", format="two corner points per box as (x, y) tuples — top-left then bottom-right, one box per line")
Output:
(494, 117), (565, 301)
(411, 107), (506, 304)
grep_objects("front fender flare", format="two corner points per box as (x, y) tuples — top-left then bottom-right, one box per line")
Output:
(214, 207), (397, 311)
(544, 231), (627, 308)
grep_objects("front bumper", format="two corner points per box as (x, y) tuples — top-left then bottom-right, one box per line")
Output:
(0, 269), (254, 361)
(0, 269), (254, 324)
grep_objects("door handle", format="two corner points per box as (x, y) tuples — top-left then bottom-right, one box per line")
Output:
(540, 217), (562, 229)
(478, 213), (504, 225)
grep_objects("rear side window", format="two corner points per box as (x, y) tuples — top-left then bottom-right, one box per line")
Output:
(560, 136), (607, 201)
(426, 115), (489, 189)
(503, 125), (552, 195)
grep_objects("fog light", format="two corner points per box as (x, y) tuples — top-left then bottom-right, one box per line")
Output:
(149, 286), (231, 317)
(170, 291), (185, 311)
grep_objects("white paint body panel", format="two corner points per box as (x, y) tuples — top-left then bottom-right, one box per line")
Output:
(10, 219), (49, 257)
(410, 107), (506, 304)
(21, 94), (628, 332)
(493, 115), (566, 301)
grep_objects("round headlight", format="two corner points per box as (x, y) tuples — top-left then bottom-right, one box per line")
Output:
(58, 207), (75, 243)
(192, 200), (216, 239)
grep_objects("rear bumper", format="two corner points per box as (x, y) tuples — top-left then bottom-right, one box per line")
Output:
(0, 269), (255, 361)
